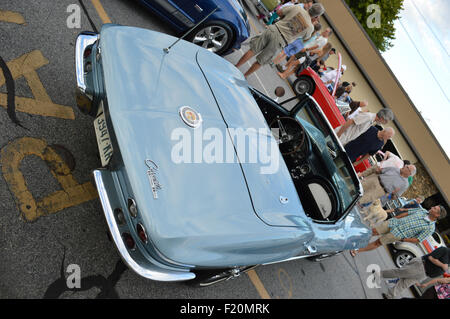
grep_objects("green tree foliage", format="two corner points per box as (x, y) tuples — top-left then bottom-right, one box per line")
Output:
(345, 0), (404, 52)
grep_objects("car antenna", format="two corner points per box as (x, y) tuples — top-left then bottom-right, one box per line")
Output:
(163, 7), (218, 54)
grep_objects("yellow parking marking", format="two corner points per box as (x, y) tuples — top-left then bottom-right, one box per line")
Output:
(246, 270), (271, 299)
(0, 137), (98, 222)
(0, 50), (75, 120)
(91, 0), (112, 24)
(277, 268), (293, 298)
(0, 10), (26, 24)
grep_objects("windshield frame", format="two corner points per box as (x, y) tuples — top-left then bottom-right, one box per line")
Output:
(293, 94), (363, 220)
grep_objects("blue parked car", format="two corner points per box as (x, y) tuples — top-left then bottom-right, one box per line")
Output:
(137, 0), (250, 55)
(75, 24), (370, 286)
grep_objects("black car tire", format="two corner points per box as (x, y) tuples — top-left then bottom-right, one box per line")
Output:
(393, 250), (415, 268)
(293, 76), (315, 96)
(187, 20), (234, 55)
(186, 266), (257, 288)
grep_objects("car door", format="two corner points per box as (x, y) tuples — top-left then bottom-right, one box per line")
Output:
(170, 0), (218, 23)
(141, 0), (215, 29)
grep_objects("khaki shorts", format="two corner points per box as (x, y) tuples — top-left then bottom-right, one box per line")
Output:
(249, 25), (285, 65)
(375, 221), (401, 245)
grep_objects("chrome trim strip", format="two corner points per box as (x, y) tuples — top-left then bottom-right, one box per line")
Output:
(262, 255), (310, 266)
(75, 32), (98, 93)
(93, 170), (195, 281)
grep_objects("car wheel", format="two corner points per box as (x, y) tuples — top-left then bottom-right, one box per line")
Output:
(293, 76), (315, 96)
(186, 265), (257, 288)
(306, 251), (342, 262)
(393, 250), (415, 268)
(188, 21), (234, 55)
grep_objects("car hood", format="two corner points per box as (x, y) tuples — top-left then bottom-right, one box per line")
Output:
(99, 25), (313, 266)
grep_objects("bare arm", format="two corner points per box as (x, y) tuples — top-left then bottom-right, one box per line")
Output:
(401, 238), (420, 244)
(428, 256), (449, 272)
(394, 212), (409, 219)
(417, 277), (450, 289)
(359, 165), (382, 178)
(336, 119), (355, 137)
(306, 45), (319, 51)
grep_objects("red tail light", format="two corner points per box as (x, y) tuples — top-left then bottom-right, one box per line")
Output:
(137, 223), (148, 244)
(122, 233), (135, 250)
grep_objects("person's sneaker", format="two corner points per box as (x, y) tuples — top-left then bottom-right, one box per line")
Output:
(298, 57), (306, 64)
(385, 278), (399, 288)
(386, 278), (399, 284)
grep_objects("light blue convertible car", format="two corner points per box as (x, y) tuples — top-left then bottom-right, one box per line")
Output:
(75, 24), (370, 286)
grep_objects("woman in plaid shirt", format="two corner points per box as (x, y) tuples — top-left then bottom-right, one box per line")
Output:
(350, 205), (447, 257)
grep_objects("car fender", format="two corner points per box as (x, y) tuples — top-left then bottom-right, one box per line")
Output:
(393, 241), (424, 258)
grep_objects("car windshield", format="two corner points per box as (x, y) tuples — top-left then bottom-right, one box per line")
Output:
(295, 99), (360, 214)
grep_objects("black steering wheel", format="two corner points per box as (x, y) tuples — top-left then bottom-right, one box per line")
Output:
(269, 117), (306, 155)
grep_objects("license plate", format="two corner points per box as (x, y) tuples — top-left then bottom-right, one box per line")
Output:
(94, 111), (113, 167)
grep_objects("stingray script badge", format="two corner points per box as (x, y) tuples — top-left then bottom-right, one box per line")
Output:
(145, 159), (162, 199)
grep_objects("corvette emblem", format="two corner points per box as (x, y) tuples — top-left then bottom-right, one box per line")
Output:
(145, 159), (162, 199)
(179, 106), (202, 128)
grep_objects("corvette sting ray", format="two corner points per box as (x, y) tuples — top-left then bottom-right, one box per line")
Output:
(75, 24), (370, 286)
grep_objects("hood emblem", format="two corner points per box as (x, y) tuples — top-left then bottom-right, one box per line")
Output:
(179, 106), (202, 128)
(145, 160), (162, 199)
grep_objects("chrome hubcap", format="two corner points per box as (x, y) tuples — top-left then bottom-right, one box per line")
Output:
(192, 26), (229, 52)
(397, 253), (413, 267)
(296, 81), (309, 94)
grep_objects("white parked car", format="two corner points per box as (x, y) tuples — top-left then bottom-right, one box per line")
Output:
(390, 232), (447, 268)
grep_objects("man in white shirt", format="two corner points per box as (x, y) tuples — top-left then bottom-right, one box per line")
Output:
(335, 108), (394, 146)
(320, 64), (346, 85)
(377, 151), (405, 169)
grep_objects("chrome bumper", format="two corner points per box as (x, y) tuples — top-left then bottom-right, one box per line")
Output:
(92, 169), (195, 281)
(75, 31), (98, 114)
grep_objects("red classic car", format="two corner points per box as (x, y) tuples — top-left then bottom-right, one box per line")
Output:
(291, 67), (371, 173)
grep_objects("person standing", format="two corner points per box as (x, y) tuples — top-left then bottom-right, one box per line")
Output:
(335, 108), (394, 146)
(377, 151), (405, 169)
(381, 246), (450, 299)
(311, 48), (335, 73)
(234, 3), (325, 78)
(344, 126), (394, 164)
(357, 163), (417, 206)
(350, 205), (446, 259)
(272, 21), (322, 68)
(320, 64), (346, 85)
(274, 26), (332, 72)
(276, 43), (332, 79)
(266, 0), (313, 25)
(416, 275), (450, 299)
(385, 196), (425, 219)
(345, 100), (369, 120)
